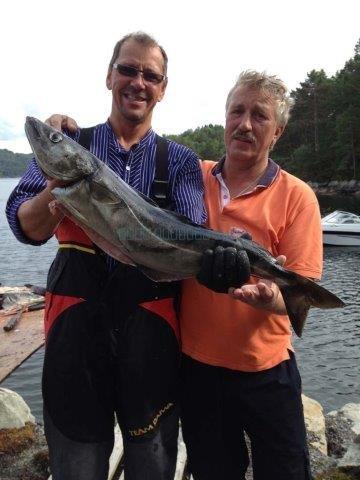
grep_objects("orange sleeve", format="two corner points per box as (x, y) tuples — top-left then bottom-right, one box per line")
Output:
(278, 189), (323, 280)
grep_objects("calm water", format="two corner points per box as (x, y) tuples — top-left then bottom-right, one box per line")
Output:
(0, 178), (359, 420)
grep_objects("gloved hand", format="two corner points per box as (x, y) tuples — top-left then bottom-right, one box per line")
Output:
(196, 245), (251, 293)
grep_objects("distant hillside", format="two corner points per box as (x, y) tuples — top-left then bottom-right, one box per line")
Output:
(0, 149), (32, 177)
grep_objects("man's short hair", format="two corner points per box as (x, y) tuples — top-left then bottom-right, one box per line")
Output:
(226, 70), (294, 127)
(109, 32), (168, 76)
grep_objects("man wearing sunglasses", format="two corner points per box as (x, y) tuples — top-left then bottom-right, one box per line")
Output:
(6, 32), (243, 480)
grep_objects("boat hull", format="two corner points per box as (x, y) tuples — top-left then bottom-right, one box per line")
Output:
(323, 231), (360, 246)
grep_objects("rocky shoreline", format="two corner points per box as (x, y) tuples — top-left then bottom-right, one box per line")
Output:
(308, 179), (360, 198)
(1, 388), (359, 479)
(0, 389), (48, 480)
(304, 396), (360, 480)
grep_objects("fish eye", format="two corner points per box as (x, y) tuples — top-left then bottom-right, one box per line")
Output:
(49, 132), (63, 143)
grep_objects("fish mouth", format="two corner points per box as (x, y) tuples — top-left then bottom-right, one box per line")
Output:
(51, 178), (85, 198)
(25, 116), (42, 144)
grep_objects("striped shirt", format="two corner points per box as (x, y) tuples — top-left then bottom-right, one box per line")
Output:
(6, 121), (206, 269)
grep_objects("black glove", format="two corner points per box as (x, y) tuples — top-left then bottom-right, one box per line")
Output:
(196, 245), (251, 293)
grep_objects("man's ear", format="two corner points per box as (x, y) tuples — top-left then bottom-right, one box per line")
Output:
(270, 125), (285, 151)
(272, 125), (285, 147)
(274, 124), (285, 142)
(157, 78), (168, 102)
(106, 69), (112, 90)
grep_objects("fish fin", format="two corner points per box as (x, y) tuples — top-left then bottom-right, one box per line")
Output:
(134, 189), (162, 207)
(280, 287), (311, 337)
(80, 224), (136, 265)
(138, 266), (185, 282)
(134, 188), (211, 230)
(162, 209), (211, 230)
(53, 203), (136, 266)
(280, 275), (345, 338)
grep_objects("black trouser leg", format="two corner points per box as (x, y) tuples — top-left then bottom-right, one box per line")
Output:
(44, 407), (114, 480)
(180, 355), (248, 480)
(121, 406), (179, 480)
(180, 353), (312, 480)
(113, 303), (181, 480)
(244, 353), (313, 480)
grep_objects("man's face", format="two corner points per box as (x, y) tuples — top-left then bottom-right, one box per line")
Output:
(225, 86), (284, 167)
(106, 39), (167, 125)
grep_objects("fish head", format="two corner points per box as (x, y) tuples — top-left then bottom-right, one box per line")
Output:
(25, 116), (98, 181)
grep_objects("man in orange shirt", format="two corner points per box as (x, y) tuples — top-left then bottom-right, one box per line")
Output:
(180, 71), (322, 480)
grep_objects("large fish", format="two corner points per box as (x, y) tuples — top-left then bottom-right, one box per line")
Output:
(24, 117), (344, 337)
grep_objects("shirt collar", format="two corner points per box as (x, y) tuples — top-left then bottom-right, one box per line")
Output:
(211, 156), (280, 189)
(105, 120), (155, 153)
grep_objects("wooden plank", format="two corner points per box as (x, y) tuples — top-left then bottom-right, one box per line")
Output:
(0, 308), (45, 383)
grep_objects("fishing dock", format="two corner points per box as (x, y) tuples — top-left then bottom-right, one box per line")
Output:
(0, 307), (190, 480)
(0, 309), (45, 384)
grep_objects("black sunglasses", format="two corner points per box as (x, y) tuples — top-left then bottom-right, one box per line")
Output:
(113, 63), (166, 85)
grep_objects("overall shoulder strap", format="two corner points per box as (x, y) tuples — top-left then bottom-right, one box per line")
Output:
(78, 127), (95, 151)
(151, 135), (171, 209)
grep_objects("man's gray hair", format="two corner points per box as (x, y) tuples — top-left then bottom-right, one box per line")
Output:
(109, 31), (168, 76)
(225, 70), (294, 127)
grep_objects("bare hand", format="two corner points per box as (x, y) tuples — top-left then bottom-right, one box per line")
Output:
(228, 255), (287, 314)
(45, 114), (78, 132)
(48, 200), (66, 217)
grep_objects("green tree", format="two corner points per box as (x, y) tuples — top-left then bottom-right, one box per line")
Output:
(0, 150), (32, 177)
(332, 40), (360, 179)
(165, 124), (225, 160)
(274, 69), (337, 182)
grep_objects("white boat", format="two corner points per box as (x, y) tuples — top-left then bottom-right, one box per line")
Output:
(322, 210), (360, 246)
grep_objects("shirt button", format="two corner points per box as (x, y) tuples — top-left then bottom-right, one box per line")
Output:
(126, 165), (130, 171)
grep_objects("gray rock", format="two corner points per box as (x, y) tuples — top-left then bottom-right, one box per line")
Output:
(308, 444), (337, 478)
(326, 403), (360, 478)
(0, 387), (35, 429)
(303, 394), (327, 455)
(326, 414), (354, 458)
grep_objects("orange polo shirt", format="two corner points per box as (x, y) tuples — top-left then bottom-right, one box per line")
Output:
(180, 160), (323, 372)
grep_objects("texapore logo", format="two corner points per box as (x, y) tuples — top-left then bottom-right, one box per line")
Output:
(128, 402), (174, 437)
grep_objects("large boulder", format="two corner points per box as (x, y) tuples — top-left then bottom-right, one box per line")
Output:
(326, 403), (360, 477)
(0, 388), (49, 479)
(0, 388), (36, 455)
(303, 394), (327, 455)
(302, 395), (337, 477)
(0, 387), (35, 429)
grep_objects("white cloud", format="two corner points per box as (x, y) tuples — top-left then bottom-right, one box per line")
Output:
(1, 0), (359, 152)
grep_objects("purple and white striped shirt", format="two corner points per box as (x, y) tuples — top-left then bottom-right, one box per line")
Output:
(6, 121), (206, 269)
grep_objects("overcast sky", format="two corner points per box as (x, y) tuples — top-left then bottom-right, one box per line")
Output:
(1, 0), (359, 153)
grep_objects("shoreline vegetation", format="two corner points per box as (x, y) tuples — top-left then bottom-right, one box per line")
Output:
(1, 156), (359, 198)
(1, 39), (359, 184)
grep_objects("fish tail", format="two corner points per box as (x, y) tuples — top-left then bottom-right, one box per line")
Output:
(280, 275), (345, 338)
